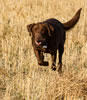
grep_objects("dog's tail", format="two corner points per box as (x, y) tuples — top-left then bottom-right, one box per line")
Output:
(63, 8), (82, 30)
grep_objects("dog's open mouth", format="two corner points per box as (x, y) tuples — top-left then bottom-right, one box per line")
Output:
(35, 41), (41, 46)
(35, 40), (48, 49)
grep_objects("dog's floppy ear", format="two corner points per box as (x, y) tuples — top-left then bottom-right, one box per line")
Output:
(45, 23), (54, 36)
(27, 24), (35, 36)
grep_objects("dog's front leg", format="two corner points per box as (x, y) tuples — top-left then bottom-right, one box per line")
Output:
(34, 49), (44, 65)
(34, 49), (48, 66)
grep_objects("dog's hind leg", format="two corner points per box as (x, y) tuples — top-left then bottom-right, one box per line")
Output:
(58, 44), (64, 73)
(51, 51), (57, 71)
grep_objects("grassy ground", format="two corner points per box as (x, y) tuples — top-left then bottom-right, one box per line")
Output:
(0, 0), (87, 100)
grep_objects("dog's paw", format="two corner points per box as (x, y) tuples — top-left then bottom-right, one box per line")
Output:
(51, 66), (56, 71)
(43, 61), (49, 66)
(38, 61), (49, 66)
(58, 69), (62, 75)
(58, 63), (62, 75)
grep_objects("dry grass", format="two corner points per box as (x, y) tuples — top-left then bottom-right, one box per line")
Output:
(0, 0), (87, 100)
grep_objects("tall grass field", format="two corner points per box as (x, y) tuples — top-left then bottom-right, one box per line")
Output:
(0, 0), (87, 100)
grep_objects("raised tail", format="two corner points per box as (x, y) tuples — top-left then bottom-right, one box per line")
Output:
(63, 8), (82, 30)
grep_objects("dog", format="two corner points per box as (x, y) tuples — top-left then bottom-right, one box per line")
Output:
(27, 8), (82, 73)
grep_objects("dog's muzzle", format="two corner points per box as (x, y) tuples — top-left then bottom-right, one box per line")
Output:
(35, 40), (48, 48)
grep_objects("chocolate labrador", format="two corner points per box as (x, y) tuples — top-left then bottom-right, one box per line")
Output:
(27, 8), (82, 73)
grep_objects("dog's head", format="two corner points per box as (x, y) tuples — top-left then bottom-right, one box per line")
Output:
(27, 22), (54, 49)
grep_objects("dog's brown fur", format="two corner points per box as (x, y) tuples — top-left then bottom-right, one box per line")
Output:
(27, 8), (82, 73)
